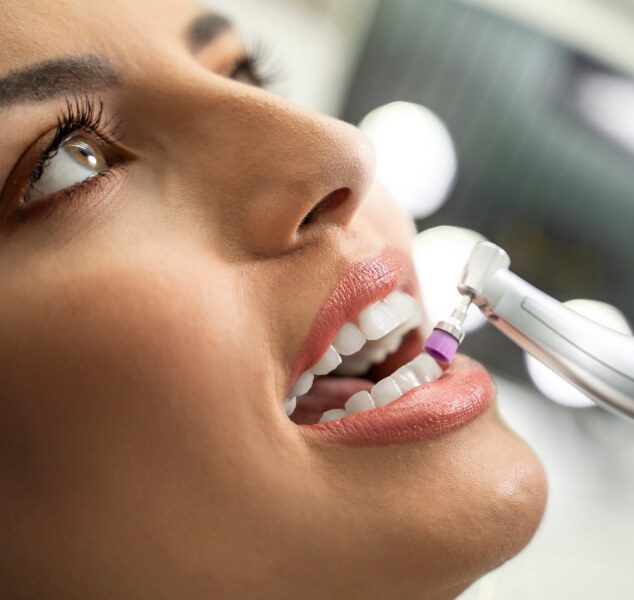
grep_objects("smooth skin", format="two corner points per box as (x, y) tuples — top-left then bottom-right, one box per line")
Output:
(0, 1), (547, 598)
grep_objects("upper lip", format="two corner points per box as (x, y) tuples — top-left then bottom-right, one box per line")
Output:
(287, 246), (420, 389)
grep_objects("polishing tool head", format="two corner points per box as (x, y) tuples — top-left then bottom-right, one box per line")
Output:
(424, 329), (460, 364)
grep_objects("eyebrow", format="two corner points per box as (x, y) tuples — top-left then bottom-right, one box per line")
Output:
(186, 12), (232, 53)
(0, 14), (230, 110)
(0, 55), (119, 110)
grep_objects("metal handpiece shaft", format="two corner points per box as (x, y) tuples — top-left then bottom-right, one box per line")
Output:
(459, 242), (634, 421)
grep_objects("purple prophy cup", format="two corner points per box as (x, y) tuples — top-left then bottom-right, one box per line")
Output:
(424, 328), (460, 364)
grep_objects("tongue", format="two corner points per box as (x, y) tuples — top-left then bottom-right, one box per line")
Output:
(290, 377), (373, 425)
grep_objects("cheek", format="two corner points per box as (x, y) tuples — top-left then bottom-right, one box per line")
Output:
(0, 258), (232, 394)
(0, 249), (290, 593)
(0, 246), (304, 579)
(0, 251), (273, 497)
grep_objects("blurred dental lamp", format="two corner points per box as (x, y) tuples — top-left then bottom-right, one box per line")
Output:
(575, 71), (634, 154)
(525, 299), (633, 409)
(358, 102), (457, 219)
(412, 226), (487, 334)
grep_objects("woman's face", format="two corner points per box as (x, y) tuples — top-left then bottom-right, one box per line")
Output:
(0, 1), (546, 598)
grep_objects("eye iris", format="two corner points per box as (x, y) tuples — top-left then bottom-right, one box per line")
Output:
(65, 138), (107, 172)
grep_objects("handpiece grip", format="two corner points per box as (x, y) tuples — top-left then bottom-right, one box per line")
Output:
(471, 268), (634, 421)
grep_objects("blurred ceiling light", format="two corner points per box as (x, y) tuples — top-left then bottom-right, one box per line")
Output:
(575, 72), (634, 153)
(358, 102), (457, 219)
(412, 226), (487, 334)
(525, 299), (633, 409)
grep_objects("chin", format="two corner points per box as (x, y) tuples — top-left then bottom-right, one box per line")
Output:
(343, 407), (546, 599)
(471, 407), (548, 570)
(402, 406), (548, 596)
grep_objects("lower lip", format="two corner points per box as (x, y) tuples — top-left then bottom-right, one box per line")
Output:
(299, 355), (495, 447)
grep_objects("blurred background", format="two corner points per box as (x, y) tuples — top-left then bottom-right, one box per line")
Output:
(203, 0), (634, 597)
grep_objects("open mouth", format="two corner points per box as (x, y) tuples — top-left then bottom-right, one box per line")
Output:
(284, 290), (442, 425)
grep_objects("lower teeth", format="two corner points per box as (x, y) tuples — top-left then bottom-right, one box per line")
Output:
(318, 352), (442, 423)
(345, 390), (375, 414)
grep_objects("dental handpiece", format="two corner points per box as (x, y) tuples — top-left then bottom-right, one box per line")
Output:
(424, 241), (634, 421)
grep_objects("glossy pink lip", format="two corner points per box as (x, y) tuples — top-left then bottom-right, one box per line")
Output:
(287, 246), (418, 389)
(301, 355), (495, 447)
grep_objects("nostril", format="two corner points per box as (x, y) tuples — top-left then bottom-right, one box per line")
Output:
(300, 188), (351, 228)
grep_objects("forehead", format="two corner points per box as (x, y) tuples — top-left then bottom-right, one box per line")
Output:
(0, 0), (201, 73)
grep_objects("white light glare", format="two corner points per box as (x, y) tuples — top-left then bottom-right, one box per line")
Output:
(412, 226), (487, 335)
(525, 299), (632, 408)
(359, 102), (457, 219)
(575, 72), (634, 154)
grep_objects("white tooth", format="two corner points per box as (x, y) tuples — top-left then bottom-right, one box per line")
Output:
(381, 330), (404, 354)
(363, 323), (407, 357)
(392, 306), (422, 332)
(290, 371), (314, 397)
(371, 377), (402, 407)
(358, 300), (405, 341)
(333, 322), (366, 356)
(359, 344), (388, 364)
(335, 355), (372, 376)
(406, 311), (423, 328)
(392, 318), (420, 339)
(385, 290), (421, 323)
(345, 390), (375, 414)
(391, 365), (422, 394)
(284, 396), (297, 416)
(311, 345), (342, 375)
(319, 408), (348, 424)
(408, 353), (443, 382)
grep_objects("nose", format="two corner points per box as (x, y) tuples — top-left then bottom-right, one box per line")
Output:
(164, 78), (376, 256)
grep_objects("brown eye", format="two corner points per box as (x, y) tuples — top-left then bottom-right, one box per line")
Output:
(26, 134), (110, 203)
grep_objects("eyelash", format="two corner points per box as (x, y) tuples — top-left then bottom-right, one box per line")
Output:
(33, 95), (120, 184)
(231, 43), (280, 87)
(23, 94), (122, 208)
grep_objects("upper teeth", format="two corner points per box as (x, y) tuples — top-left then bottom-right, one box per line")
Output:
(283, 290), (426, 417)
(334, 290), (421, 377)
(332, 323), (365, 356)
(310, 344), (342, 375)
(357, 290), (419, 340)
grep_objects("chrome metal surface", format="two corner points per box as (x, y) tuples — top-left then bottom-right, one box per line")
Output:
(460, 241), (634, 420)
